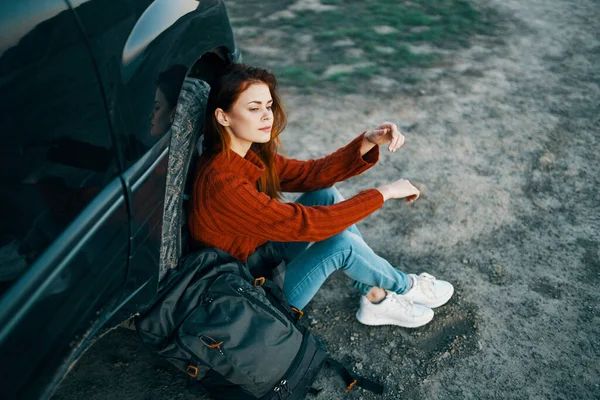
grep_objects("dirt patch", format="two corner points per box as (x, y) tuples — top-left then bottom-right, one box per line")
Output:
(293, 274), (480, 398)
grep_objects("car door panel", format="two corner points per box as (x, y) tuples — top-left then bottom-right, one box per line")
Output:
(0, 179), (129, 399)
(70, 0), (239, 323)
(0, 1), (129, 398)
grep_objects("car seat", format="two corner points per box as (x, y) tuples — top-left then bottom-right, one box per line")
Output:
(158, 78), (210, 282)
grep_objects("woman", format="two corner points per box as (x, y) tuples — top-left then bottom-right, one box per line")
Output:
(188, 64), (453, 328)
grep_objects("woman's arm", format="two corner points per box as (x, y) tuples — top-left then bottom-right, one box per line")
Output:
(191, 169), (420, 246)
(360, 135), (378, 156)
(277, 122), (406, 192)
(201, 172), (384, 242)
(276, 132), (379, 192)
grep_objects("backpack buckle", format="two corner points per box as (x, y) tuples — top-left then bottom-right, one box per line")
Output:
(291, 307), (304, 320)
(186, 365), (199, 378)
(254, 277), (265, 287)
(345, 379), (358, 392)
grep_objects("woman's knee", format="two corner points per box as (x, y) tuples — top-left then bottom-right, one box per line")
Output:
(318, 230), (362, 256)
(297, 186), (344, 206)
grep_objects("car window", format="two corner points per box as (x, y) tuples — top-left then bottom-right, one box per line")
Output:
(68, 0), (194, 167)
(0, 1), (119, 294)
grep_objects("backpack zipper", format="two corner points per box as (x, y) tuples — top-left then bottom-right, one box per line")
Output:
(262, 284), (297, 324)
(273, 379), (290, 399)
(205, 273), (289, 327)
(270, 330), (313, 398)
(236, 285), (290, 327)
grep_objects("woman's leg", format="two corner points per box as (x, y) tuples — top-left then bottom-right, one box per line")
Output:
(275, 187), (452, 328)
(273, 187), (410, 305)
(275, 187), (407, 296)
(281, 229), (411, 309)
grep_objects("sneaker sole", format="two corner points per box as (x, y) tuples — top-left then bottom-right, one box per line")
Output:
(355, 312), (434, 328)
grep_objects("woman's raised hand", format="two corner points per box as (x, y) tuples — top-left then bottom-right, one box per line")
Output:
(365, 122), (405, 152)
(377, 179), (420, 203)
(365, 122), (418, 203)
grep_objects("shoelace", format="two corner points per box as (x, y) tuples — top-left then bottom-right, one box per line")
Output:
(419, 273), (436, 281)
(416, 273), (437, 297)
(387, 292), (413, 310)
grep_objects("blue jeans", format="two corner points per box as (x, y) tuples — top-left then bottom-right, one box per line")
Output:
(271, 187), (411, 309)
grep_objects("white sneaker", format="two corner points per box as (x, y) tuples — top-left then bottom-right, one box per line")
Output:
(355, 294), (434, 328)
(399, 273), (454, 308)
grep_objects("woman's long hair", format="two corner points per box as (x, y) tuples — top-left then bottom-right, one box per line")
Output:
(204, 64), (286, 199)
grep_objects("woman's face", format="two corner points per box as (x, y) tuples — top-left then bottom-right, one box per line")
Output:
(150, 87), (173, 137)
(217, 83), (273, 153)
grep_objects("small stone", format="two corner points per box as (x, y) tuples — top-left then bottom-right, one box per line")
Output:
(539, 152), (556, 167)
(373, 25), (397, 34)
(410, 26), (430, 33)
(462, 258), (469, 264)
(375, 45), (395, 54)
(369, 331), (375, 337)
(346, 48), (364, 58)
(332, 39), (355, 47)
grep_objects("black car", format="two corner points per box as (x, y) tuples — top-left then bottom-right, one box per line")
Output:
(0, 0), (240, 398)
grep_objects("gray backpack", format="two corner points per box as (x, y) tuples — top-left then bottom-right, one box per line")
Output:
(136, 248), (384, 399)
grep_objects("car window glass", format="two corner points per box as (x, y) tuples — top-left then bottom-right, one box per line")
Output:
(0, 2), (119, 294)
(68, 0), (191, 166)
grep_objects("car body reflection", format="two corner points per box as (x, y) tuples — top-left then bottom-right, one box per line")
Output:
(0, 0), (239, 398)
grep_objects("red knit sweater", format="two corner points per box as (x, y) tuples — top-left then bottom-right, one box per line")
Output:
(188, 133), (384, 262)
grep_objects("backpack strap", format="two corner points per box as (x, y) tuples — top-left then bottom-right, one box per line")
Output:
(308, 387), (323, 396)
(186, 357), (200, 389)
(260, 278), (304, 323)
(325, 357), (385, 394)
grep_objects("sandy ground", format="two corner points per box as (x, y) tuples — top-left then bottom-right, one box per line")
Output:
(53, 0), (599, 399)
